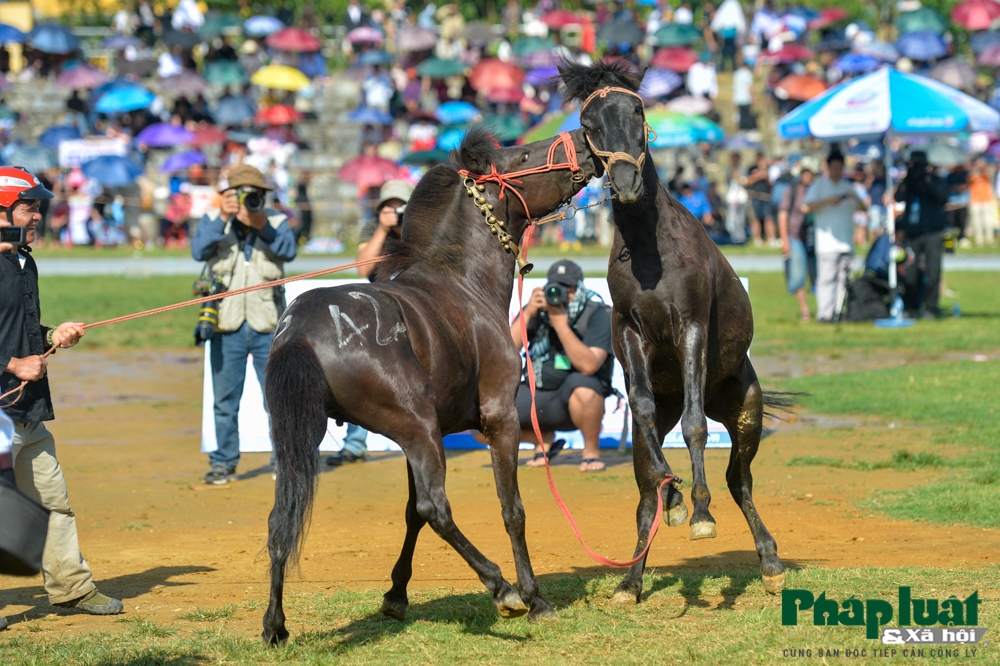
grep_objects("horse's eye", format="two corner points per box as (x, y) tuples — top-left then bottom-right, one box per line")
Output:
(521, 152), (529, 163)
(634, 106), (643, 115)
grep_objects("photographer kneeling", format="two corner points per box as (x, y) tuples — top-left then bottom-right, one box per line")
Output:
(510, 260), (613, 473)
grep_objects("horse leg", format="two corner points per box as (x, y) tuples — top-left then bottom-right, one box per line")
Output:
(484, 412), (555, 621)
(381, 461), (426, 620)
(262, 528), (289, 646)
(680, 324), (716, 540)
(707, 366), (785, 593)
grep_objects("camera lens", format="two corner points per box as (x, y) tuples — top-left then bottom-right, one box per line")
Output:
(241, 191), (265, 213)
(544, 283), (568, 307)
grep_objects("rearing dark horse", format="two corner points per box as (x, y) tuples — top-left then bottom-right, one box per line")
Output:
(559, 61), (787, 601)
(261, 127), (598, 644)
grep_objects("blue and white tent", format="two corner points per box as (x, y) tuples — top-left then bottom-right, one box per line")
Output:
(777, 67), (999, 141)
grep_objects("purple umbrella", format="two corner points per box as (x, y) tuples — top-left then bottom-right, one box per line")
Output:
(160, 70), (208, 96)
(160, 149), (206, 172)
(103, 34), (143, 50)
(136, 122), (196, 147)
(56, 64), (110, 90)
(639, 68), (683, 100)
(896, 31), (948, 62)
(526, 66), (560, 86)
(518, 50), (560, 68)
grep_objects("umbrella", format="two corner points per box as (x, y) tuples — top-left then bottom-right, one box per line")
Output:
(896, 31), (948, 62)
(251, 64), (311, 90)
(255, 104), (303, 125)
(808, 7), (849, 30)
(927, 60), (977, 90)
(81, 156), (143, 187)
(338, 154), (403, 189)
(923, 143), (967, 167)
(226, 129), (263, 144)
(265, 27), (321, 52)
(518, 109), (576, 144)
(436, 126), (466, 150)
(833, 53), (881, 74)
(512, 36), (556, 57)
(356, 50), (394, 66)
(401, 149), (451, 165)
(651, 47), (698, 72)
(0, 106), (16, 129)
(596, 18), (645, 46)
(721, 135), (763, 151)
(711, 0), (747, 34)
(972, 30), (1000, 53)
(205, 60), (247, 85)
(638, 68), (683, 99)
(774, 74), (827, 101)
(212, 96), (257, 125)
(760, 43), (813, 64)
(56, 64), (110, 90)
(777, 68), (1000, 140)
(244, 16), (284, 37)
(653, 23), (702, 47)
(347, 106), (394, 125)
(189, 125), (228, 146)
(847, 140), (886, 160)
(39, 125), (81, 149)
(646, 111), (723, 147)
(161, 70), (208, 96)
(346, 26), (385, 44)
(487, 87), (524, 104)
(541, 10), (584, 29)
(6, 145), (56, 173)
(952, 0), (1000, 30)
(463, 22), (497, 43)
(162, 28), (202, 49)
(435, 100), (481, 123)
(854, 41), (900, 63)
(92, 78), (134, 98)
(979, 43), (1000, 65)
(95, 85), (155, 114)
(396, 25), (437, 52)
(117, 58), (157, 78)
(517, 49), (561, 68)
(416, 57), (467, 78)
(199, 14), (242, 36)
(469, 59), (524, 91)
(102, 34), (142, 50)
(0, 24), (25, 44)
(665, 95), (714, 114)
(27, 24), (79, 55)
(526, 65), (560, 86)
(896, 7), (947, 35)
(136, 122), (196, 147)
(160, 150), (207, 172)
(480, 114), (529, 142)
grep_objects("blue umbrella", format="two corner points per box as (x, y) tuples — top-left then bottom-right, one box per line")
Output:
(95, 85), (154, 114)
(436, 127), (465, 150)
(846, 140), (886, 160)
(834, 53), (881, 74)
(347, 106), (394, 125)
(0, 23), (25, 43)
(39, 125), (81, 149)
(212, 96), (256, 125)
(27, 24), (80, 55)
(356, 50), (394, 66)
(244, 16), (284, 37)
(160, 150), (207, 172)
(853, 41), (900, 63)
(298, 51), (328, 78)
(896, 31), (947, 62)
(81, 156), (143, 187)
(6, 145), (57, 173)
(435, 100), (480, 124)
(721, 134), (763, 151)
(136, 122), (196, 147)
(103, 34), (142, 49)
(92, 78), (134, 99)
(639, 68), (683, 99)
(526, 65), (559, 86)
(971, 30), (1000, 54)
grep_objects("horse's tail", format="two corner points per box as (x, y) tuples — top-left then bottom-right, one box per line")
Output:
(762, 390), (808, 421)
(265, 337), (328, 572)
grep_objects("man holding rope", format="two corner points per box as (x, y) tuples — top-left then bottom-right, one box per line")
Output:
(0, 166), (123, 618)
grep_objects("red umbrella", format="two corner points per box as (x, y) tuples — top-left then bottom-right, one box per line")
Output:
(651, 47), (698, 72)
(807, 8), (849, 30)
(759, 43), (813, 64)
(339, 154), (403, 189)
(541, 9), (584, 29)
(774, 74), (827, 101)
(189, 125), (229, 146)
(469, 58), (525, 91)
(487, 87), (525, 104)
(952, 0), (1000, 30)
(978, 42), (1000, 65)
(255, 104), (303, 125)
(56, 64), (110, 90)
(266, 27), (322, 52)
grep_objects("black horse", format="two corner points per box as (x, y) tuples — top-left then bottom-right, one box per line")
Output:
(559, 61), (788, 602)
(261, 127), (598, 644)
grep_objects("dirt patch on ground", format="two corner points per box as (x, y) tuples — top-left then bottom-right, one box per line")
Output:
(1, 349), (996, 640)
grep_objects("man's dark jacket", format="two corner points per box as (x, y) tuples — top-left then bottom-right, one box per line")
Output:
(0, 249), (53, 423)
(896, 172), (950, 236)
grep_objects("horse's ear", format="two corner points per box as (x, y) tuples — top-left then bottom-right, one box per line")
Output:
(451, 127), (496, 174)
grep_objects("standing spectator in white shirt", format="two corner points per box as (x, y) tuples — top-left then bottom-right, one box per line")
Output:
(687, 52), (718, 100)
(732, 58), (755, 130)
(675, 2), (694, 24)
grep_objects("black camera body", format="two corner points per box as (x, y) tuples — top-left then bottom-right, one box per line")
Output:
(193, 278), (227, 345)
(0, 227), (27, 246)
(544, 281), (570, 307)
(240, 190), (265, 214)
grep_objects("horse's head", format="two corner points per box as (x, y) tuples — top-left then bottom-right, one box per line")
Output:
(559, 60), (648, 204)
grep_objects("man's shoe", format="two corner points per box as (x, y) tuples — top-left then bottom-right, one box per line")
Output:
(325, 450), (366, 466)
(53, 589), (123, 615)
(203, 465), (235, 485)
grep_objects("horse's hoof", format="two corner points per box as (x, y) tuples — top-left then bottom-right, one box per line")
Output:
(762, 573), (786, 595)
(495, 589), (529, 618)
(528, 599), (558, 622)
(665, 501), (689, 527)
(261, 629), (288, 647)
(611, 589), (639, 605)
(689, 521), (717, 540)
(381, 596), (407, 621)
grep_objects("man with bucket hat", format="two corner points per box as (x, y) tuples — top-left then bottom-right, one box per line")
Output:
(895, 150), (949, 318)
(0, 166), (123, 621)
(192, 164), (297, 484)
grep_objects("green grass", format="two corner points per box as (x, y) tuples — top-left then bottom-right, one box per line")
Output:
(178, 605), (239, 622)
(788, 450), (948, 471)
(3, 568), (998, 665)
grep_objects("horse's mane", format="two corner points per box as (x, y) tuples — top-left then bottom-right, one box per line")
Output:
(557, 59), (643, 104)
(370, 126), (499, 281)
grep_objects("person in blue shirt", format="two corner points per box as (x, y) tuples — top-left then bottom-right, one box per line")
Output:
(678, 182), (714, 228)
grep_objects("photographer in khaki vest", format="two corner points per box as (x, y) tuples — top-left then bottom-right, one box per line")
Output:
(191, 165), (297, 484)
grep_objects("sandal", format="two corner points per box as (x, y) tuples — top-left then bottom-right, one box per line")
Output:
(525, 439), (565, 467)
(579, 458), (606, 472)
